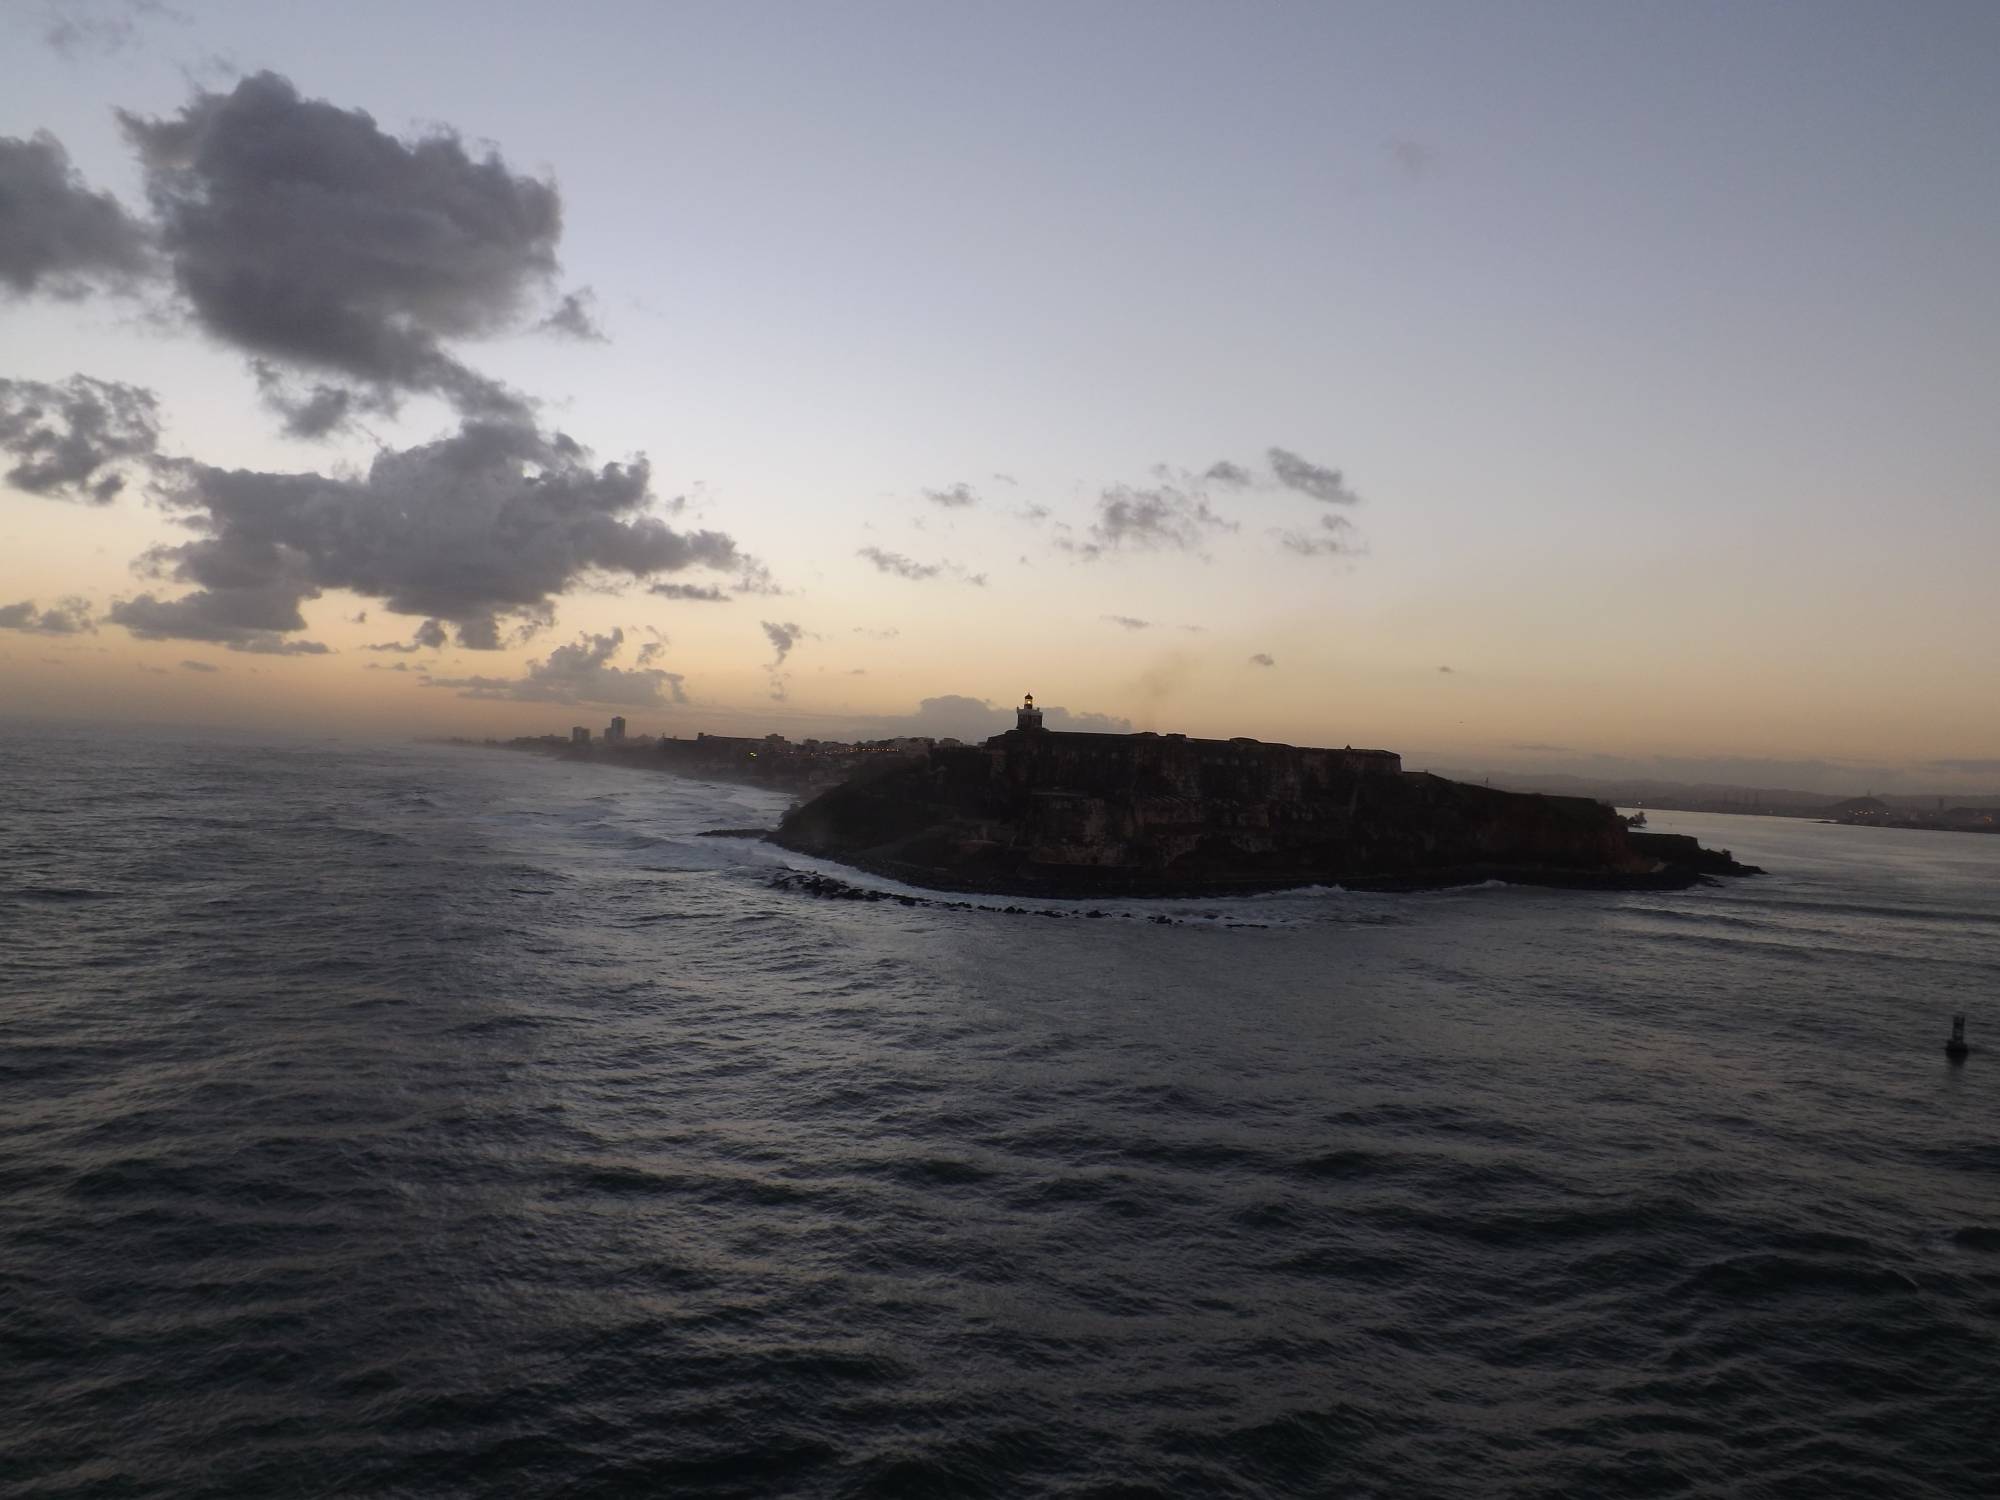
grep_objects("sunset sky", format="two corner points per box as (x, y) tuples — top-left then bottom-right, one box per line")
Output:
(4, 0), (1997, 791)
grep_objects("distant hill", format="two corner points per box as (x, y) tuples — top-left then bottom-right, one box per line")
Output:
(1429, 770), (2000, 817)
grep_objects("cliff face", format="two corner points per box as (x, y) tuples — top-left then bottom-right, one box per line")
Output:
(771, 732), (1751, 896)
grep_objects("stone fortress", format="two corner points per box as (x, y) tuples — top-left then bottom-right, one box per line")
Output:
(766, 691), (1760, 896)
(959, 693), (1404, 800)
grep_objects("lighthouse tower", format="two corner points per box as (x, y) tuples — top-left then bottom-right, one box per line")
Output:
(1016, 693), (1044, 732)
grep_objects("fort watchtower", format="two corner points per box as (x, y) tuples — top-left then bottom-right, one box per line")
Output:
(1016, 694), (1044, 732)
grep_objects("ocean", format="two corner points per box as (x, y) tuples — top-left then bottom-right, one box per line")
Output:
(2, 728), (1995, 1498)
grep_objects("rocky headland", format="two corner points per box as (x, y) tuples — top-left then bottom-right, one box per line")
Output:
(768, 718), (1760, 898)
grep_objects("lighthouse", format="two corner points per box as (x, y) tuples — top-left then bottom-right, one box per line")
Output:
(1016, 693), (1044, 732)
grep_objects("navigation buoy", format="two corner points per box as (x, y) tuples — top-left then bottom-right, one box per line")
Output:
(1946, 1014), (1970, 1062)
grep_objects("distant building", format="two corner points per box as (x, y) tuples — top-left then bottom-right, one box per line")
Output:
(605, 715), (627, 744)
(1016, 693), (1044, 732)
(571, 726), (590, 744)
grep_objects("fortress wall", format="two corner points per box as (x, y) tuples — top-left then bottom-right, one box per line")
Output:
(984, 729), (1399, 800)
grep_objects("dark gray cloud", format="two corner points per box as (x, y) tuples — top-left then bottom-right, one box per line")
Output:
(1103, 614), (1151, 630)
(366, 617), (448, 652)
(249, 360), (397, 440)
(922, 482), (978, 508)
(119, 72), (561, 423)
(760, 619), (805, 701)
(761, 620), (803, 667)
(0, 375), (159, 503)
(1268, 447), (1359, 504)
(649, 581), (732, 602)
(536, 288), (606, 341)
(1203, 460), (1253, 487)
(1249, 652), (1275, 667)
(423, 627), (684, 707)
(108, 585), (333, 653)
(178, 658), (218, 672)
(0, 596), (95, 633)
(0, 131), (150, 296)
(112, 417), (740, 650)
(1062, 483), (1236, 558)
(1276, 514), (1359, 557)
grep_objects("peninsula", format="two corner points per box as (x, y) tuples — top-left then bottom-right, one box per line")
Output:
(769, 696), (1759, 897)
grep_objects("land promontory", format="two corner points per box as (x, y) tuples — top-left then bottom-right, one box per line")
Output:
(769, 704), (1758, 897)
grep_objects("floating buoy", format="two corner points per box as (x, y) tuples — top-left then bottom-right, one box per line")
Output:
(1946, 1014), (1970, 1062)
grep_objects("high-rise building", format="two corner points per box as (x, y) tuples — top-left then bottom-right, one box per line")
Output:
(605, 716), (627, 744)
(571, 726), (590, 744)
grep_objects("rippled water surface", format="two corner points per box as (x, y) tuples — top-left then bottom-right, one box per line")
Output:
(3, 729), (1996, 1498)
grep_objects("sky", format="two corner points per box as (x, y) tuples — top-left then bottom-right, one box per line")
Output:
(3, 0), (1998, 793)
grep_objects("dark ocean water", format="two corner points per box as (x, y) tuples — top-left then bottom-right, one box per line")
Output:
(3, 729), (1996, 1499)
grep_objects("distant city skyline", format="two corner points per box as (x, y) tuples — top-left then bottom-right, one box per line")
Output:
(4, 1), (1999, 792)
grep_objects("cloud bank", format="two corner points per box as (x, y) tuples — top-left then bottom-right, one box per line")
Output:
(120, 71), (563, 429)
(0, 132), (150, 297)
(109, 416), (739, 651)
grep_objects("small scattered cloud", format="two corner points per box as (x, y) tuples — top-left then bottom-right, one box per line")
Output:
(1103, 614), (1151, 631)
(649, 581), (732, 603)
(1268, 447), (1360, 505)
(1249, 652), (1275, 668)
(852, 626), (899, 640)
(1437, 664), (1454, 674)
(37, 0), (187, 58)
(0, 596), (95, 634)
(0, 375), (160, 502)
(761, 618), (805, 700)
(1387, 138), (1439, 181)
(761, 620), (804, 667)
(1061, 483), (1236, 559)
(922, 482), (978, 508)
(857, 546), (940, 581)
(366, 618), (449, 652)
(536, 288), (607, 342)
(857, 546), (985, 586)
(1276, 514), (1359, 557)
(990, 472), (1017, 487)
(1203, 460), (1253, 487)
(178, 658), (218, 672)
(422, 626), (683, 707)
